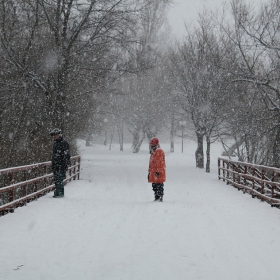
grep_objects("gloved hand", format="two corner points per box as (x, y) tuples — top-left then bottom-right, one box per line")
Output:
(148, 173), (150, 180)
(155, 172), (160, 176)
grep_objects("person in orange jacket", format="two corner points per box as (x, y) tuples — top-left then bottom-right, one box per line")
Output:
(148, 137), (166, 201)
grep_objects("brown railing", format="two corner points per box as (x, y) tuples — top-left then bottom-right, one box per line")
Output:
(218, 157), (280, 208)
(0, 155), (81, 215)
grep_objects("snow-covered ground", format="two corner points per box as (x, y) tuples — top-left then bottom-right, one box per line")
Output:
(1, 140), (280, 280)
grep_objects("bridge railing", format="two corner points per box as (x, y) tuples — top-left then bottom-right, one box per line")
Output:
(0, 155), (81, 215)
(218, 157), (280, 207)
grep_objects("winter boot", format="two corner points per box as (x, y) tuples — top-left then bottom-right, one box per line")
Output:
(159, 196), (163, 202)
(154, 195), (160, 201)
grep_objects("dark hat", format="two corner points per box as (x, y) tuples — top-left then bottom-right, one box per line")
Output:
(50, 128), (61, 136)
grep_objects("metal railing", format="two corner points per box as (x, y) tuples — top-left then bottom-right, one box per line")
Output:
(0, 156), (81, 215)
(218, 157), (280, 207)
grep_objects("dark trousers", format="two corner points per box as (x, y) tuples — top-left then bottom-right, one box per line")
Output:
(152, 183), (164, 197)
(54, 171), (65, 196)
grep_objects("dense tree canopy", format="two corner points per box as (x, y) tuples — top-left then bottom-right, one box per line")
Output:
(1, 0), (280, 173)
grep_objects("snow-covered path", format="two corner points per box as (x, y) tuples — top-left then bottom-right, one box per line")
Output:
(1, 141), (280, 280)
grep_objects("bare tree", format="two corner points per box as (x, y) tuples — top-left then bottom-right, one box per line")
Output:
(0, 0), (155, 167)
(219, 0), (280, 167)
(169, 14), (231, 172)
(119, 0), (171, 153)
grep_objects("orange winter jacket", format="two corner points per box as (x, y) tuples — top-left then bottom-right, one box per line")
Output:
(148, 147), (166, 183)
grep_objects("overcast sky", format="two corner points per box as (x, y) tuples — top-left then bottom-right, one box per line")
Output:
(167, 0), (269, 39)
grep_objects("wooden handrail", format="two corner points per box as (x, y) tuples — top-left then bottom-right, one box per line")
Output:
(218, 157), (280, 208)
(0, 156), (81, 215)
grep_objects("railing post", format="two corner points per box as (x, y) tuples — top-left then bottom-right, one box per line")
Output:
(218, 158), (220, 179)
(271, 172), (275, 199)
(44, 166), (48, 190)
(9, 188), (14, 203)
(8, 172), (14, 212)
(252, 168), (255, 191)
(222, 160), (225, 182)
(9, 172), (14, 203)
(74, 159), (77, 180)
(261, 169), (265, 195)
(237, 165), (241, 185)
(77, 157), (80, 180)
(226, 161), (229, 184)
(69, 159), (72, 181)
(34, 169), (38, 200)
(233, 164), (236, 183)
(8, 171), (14, 184)
(23, 170), (27, 205)
(244, 166), (247, 185)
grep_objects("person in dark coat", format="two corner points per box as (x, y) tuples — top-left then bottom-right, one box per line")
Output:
(148, 137), (166, 202)
(50, 128), (71, 198)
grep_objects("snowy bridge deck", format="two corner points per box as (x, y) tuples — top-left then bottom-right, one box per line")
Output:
(1, 142), (280, 280)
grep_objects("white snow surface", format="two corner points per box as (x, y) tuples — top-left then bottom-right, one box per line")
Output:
(1, 140), (280, 280)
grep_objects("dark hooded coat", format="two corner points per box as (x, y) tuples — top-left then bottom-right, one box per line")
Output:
(52, 136), (71, 173)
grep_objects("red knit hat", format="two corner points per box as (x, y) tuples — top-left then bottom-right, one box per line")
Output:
(150, 137), (159, 146)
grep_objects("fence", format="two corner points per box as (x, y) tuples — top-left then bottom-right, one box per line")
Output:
(0, 156), (81, 215)
(218, 157), (280, 208)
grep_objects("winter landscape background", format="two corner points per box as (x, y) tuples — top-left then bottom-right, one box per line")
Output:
(2, 1), (280, 279)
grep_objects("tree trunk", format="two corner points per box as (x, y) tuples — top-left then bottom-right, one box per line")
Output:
(170, 112), (175, 153)
(85, 133), (92, 146)
(273, 124), (280, 168)
(109, 129), (114, 151)
(170, 140), (174, 153)
(117, 122), (124, 152)
(132, 130), (145, 153)
(195, 132), (204, 168)
(206, 135), (211, 173)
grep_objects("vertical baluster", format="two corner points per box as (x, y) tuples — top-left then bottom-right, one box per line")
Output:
(9, 172), (14, 213)
(226, 161), (229, 184)
(78, 157), (80, 180)
(261, 169), (265, 195)
(23, 170), (27, 205)
(69, 158), (72, 181)
(271, 172), (275, 200)
(244, 166), (247, 186)
(252, 168), (255, 192)
(237, 165), (241, 185)
(233, 164), (236, 184)
(73, 159), (77, 180)
(222, 160), (225, 182)
(34, 168), (38, 200)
